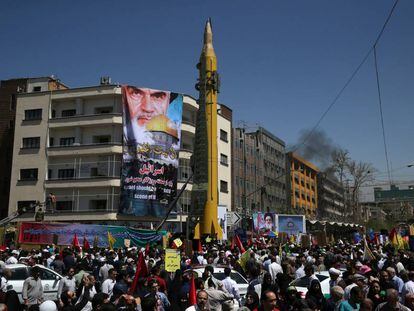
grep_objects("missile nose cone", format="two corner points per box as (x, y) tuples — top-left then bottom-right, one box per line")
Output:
(204, 19), (213, 46)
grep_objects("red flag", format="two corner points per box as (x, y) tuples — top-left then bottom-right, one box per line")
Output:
(145, 242), (150, 255)
(197, 240), (202, 253)
(72, 234), (80, 250)
(129, 252), (148, 294)
(188, 275), (197, 306)
(247, 237), (253, 247)
(235, 235), (246, 253)
(230, 236), (235, 250)
(83, 236), (90, 250)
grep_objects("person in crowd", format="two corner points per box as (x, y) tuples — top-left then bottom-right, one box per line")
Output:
(222, 267), (241, 305)
(145, 279), (170, 311)
(305, 279), (326, 310)
(375, 288), (411, 311)
(58, 267), (76, 301)
(101, 268), (117, 299)
(22, 266), (43, 308)
(244, 290), (260, 311)
(259, 290), (280, 311)
(339, 286), (364, 311)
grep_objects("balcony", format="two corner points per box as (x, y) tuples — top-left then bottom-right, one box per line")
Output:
(45, 176), (120, 188)
(49, 113), (122, 128)
(47, 142), (122, 156)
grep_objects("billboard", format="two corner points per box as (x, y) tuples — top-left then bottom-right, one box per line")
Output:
(119, 86), (183, 217)
(277, 215), (306, 236)
(253, 212), (277, 232)
(253, 213), (306, 235)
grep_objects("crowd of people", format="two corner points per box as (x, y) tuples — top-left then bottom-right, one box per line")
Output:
(0, 237), (413, 310)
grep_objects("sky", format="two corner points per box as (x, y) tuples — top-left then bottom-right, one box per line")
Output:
(1, 0), (413, 196)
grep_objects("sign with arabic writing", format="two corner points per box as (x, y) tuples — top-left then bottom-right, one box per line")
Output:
(165, 248), (181, 272)
(119, 86), (183, 217)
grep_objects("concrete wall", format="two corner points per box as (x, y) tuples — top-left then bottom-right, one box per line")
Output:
(9, 93), (49, 214)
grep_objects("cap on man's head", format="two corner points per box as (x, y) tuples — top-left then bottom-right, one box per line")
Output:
(329, 268), (341, 276)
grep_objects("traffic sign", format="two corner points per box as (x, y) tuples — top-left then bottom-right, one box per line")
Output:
(226, 212), (241, 226)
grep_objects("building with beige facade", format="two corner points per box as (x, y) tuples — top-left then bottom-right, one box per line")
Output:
(9, 82), (232, 226)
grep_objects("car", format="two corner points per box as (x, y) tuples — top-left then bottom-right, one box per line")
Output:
(289, 271), (336, 298)
(185, 266), (248, 304)
(5, 264), (63, 303)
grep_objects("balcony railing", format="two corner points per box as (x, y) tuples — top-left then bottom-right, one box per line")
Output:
(48, 142), (122, 148)
(50, 113), (122, 120)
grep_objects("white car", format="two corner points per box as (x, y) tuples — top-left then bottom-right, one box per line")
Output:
(5, 264), (62, 303)
(289, 271), (334, 298)
(186, 266), (248, 303)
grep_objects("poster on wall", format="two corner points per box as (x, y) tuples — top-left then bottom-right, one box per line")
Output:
(253, 212), (277, 233)
(119, 86), (183, 217)
(217, 206), (228, 240)
(277, 214), (306, 236)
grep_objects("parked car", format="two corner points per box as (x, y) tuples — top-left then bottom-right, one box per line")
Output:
(5, 264), (62, 303)
(289, 271), (335, 298)
(185, 266), (248, 306)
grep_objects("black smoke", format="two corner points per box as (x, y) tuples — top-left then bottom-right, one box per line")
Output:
(294, 128), (340, 171)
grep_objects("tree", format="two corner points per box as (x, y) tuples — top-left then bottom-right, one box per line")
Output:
(347, 160), (375, 223)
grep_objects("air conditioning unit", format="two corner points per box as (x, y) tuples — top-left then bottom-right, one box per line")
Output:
(100, 76), (111, 85)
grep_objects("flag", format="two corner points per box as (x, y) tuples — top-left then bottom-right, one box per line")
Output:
(107, 231), (116, 250)
(145, 242), (150, 255)
(397, 233), (405, 250)
(230, 236), (235, 250)
(188, 275), (197, 306)
(128, 252), (148, 294)
(389, 228), (398, 247)
(238, 249), (251, 271)
(234, 235), (245, 253)
(83, 236), (90, 251)
(93, 235), (99, 249)
(72, 233), (80, 250)
(363, 237), (375, 261)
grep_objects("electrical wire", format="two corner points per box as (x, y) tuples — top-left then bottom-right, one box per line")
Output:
(373, 46), (392, 187)
(291, 0), (400, 155)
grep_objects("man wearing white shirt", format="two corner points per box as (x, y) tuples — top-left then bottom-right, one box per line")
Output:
(101, 268), (117, 298)
(5, 251), (18, 264)
(222, 267), (240, 304)
(268, 255), (283, 282)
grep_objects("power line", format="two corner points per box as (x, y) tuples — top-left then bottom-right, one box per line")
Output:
(291, 0), (400, 155)
(373, 46), (392, 187)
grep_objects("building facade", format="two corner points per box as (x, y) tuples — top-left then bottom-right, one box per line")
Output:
(0, 77), (67, 219)
(317, 172), (345, 221)
(232, 127), (287, 217)
(287, 152), (318, 219)
(9, 82), (232, 225)
(374, 184), (414, 223)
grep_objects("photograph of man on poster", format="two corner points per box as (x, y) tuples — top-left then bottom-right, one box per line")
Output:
(120, 85), (183, 217)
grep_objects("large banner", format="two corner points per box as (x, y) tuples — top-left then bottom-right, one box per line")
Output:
(18, 222), (165, 248)
(277, 214), (306, 236)
(217, 206), (228, 241)
(119, 86), (183, 217)
(253, 213), (306, 235)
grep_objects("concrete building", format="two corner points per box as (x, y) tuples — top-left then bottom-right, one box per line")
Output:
(9, 82), (232, 225)
(374, 184), (414, 223)
(287, 152), (319, 220)
(0, 77), (67, 219)
(317, 172), (345, 221)
(232, 127), (287, 217)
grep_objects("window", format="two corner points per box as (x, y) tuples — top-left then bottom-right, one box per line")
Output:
(32, 86), (41, 92)
(90, 200), (107, 210)
(61, 109), (76, 117)
(9, 267), (29, 281)
(59, 137), (75, 146)
(22, 137), (40, 149)
(20, 169), (38, 181)
(17, 201), (37, 213)
(220, 180), (228, 193)
(220, 153), (228, 166)
(220, 129), (228, 142)
(95, 107), (113, 114)
(10, 94), (16, 111)
(56, 201), (73, 211)
(24, 109), (42, 120)
(93, 135), (111, 144)
(58, 169), (75, 179)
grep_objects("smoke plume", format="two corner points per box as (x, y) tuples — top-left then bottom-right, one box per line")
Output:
(294, 128), (340, 171)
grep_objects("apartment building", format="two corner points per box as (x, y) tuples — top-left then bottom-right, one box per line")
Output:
(317, 172), (345, 221)
(232, 127), (287, 216)
(9, 82), (232, 224)
(286, 152), (319, 219)
(0, 77), (67, 218)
